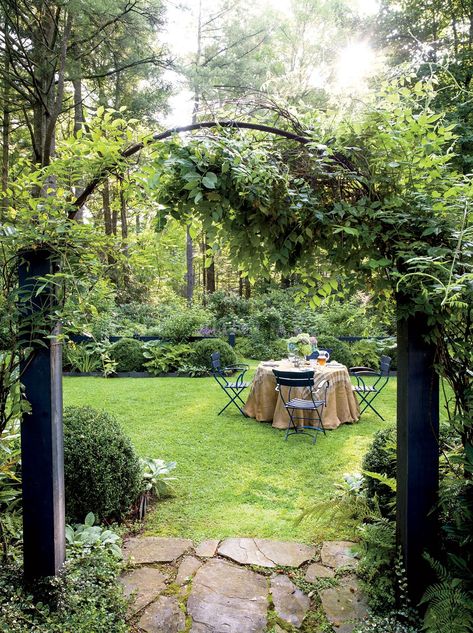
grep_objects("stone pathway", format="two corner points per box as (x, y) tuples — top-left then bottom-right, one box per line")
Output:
(120, 536), (368, 633)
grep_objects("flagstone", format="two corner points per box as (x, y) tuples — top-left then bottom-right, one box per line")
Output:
(120, 567), (167, 614)
(319, 576), (368, 633)
(187, 559), (268, 633)
(218, 538), (315, 568)
(320, 541), (357, 570)
(138, 595), (186, 633)
(176, 555), (202, 585)
(123, 536), (193, 565)
(195, 539), (220, 558)
(270, 574), (310, 628)
(305, 562), (335, 582)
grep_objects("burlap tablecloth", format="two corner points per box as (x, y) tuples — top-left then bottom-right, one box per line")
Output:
(243, 360), (360, 430)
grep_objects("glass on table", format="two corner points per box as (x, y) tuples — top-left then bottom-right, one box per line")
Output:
(317, 350), (330, 367)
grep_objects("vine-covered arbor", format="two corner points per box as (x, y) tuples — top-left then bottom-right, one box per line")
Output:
(19, 108), (469, 604)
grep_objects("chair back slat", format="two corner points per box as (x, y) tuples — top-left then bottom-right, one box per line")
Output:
(273, 369), (314, 387)
(211, 351), (221, 371)
(380, 355), (392, 375)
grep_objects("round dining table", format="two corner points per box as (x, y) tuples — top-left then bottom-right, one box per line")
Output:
(243, 359), (360, 430)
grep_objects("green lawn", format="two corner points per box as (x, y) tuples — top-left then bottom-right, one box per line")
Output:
(64, 370), (396, 543)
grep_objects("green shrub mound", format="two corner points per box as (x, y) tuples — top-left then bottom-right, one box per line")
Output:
(235, 337), (287, 360)
(157, 307), (211, 342)
(109, 337), (144, 372)
(191, 338), (237, 369)
(316, 335), (354, 368)
(63, 406), (141, 522)
(362, 426), (396, 518)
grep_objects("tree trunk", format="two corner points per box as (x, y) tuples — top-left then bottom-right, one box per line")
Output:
(110, 179), (118, 235)
(206, 258), (216, 294)
(72, 66), (85, 222)
(103, 179), (113, 236)
(185, 0), (202, 306)
(186, 226), (194, 305)
(1, 21), (10, 220)
(31, 7), (72, 171)
(244, 276), (251, 299)
(119, 178), (128, 254)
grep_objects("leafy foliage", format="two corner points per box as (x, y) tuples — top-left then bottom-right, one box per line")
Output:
(137, 458), (177, 519)
(0, 548), (128, 632)
(362, 427), (397, 518)
(357, 518), (398, 612)
(139, 458), (177, 499)
(142, 342), (194, 374)
(157, 308), (212, 342)
(64, 341), (102, 373)
(235, 336), (288, 361)
(65, 513), (122, 560)
(353, 614), (421, 633)
(63, 406), (142, 522)
(350, 339), (384, 369)
(421, 555), (473, 633)
(0, 422), (22, 562)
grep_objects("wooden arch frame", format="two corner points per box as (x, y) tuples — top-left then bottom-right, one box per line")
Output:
(19, 120), (439, 605)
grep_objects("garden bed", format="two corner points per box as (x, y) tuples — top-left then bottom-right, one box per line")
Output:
(63, 371), (209, 378)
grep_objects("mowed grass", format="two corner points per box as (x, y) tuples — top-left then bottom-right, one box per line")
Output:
(64, 370), (396, 544)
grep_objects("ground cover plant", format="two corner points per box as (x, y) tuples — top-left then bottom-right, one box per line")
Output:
(0, 540), (128, 633)
(64, 371), (397, 542)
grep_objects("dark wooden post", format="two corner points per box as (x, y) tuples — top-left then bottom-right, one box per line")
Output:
(396, 296), (439, 604)
(18, 249), (65, 581)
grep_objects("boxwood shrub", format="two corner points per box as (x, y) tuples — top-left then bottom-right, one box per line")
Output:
(109, 337), (144, 372)
(362, 426), (396, 518)
(316, 335), (354, 368)
(191, 338), (237, 369)
(63, 406), (141, 522)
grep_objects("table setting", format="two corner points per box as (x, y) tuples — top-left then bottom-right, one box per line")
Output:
(243, 335), (360, 430)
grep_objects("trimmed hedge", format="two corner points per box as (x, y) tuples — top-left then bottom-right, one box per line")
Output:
(63, 406), (141, 522)
(109, 337), (144, 372)
(316, 335), (354, 368)
(191, 338), (237, 369)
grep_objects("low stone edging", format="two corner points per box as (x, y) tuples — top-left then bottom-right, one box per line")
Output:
(62, 371), (209, 378)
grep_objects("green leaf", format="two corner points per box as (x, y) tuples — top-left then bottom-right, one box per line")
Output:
(202, 172), (218, 189)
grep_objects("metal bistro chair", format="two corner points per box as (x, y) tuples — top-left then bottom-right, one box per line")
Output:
(349, 355), (392, 421)
(211, 352), (250, 416)
(273, 369), (329, 443)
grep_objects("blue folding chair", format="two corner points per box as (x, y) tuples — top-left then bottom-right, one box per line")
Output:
(349, 355), (392, 420)
(273, 369), (329, 443)
(211, 352), (250, 416)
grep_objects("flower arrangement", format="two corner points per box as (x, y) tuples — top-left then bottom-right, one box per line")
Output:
(287, 333), (317, 358)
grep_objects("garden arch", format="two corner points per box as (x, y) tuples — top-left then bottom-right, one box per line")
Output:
(19, 120), (439, 604)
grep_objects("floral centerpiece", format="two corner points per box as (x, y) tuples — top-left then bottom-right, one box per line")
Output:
(287, 333), (317, 359)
